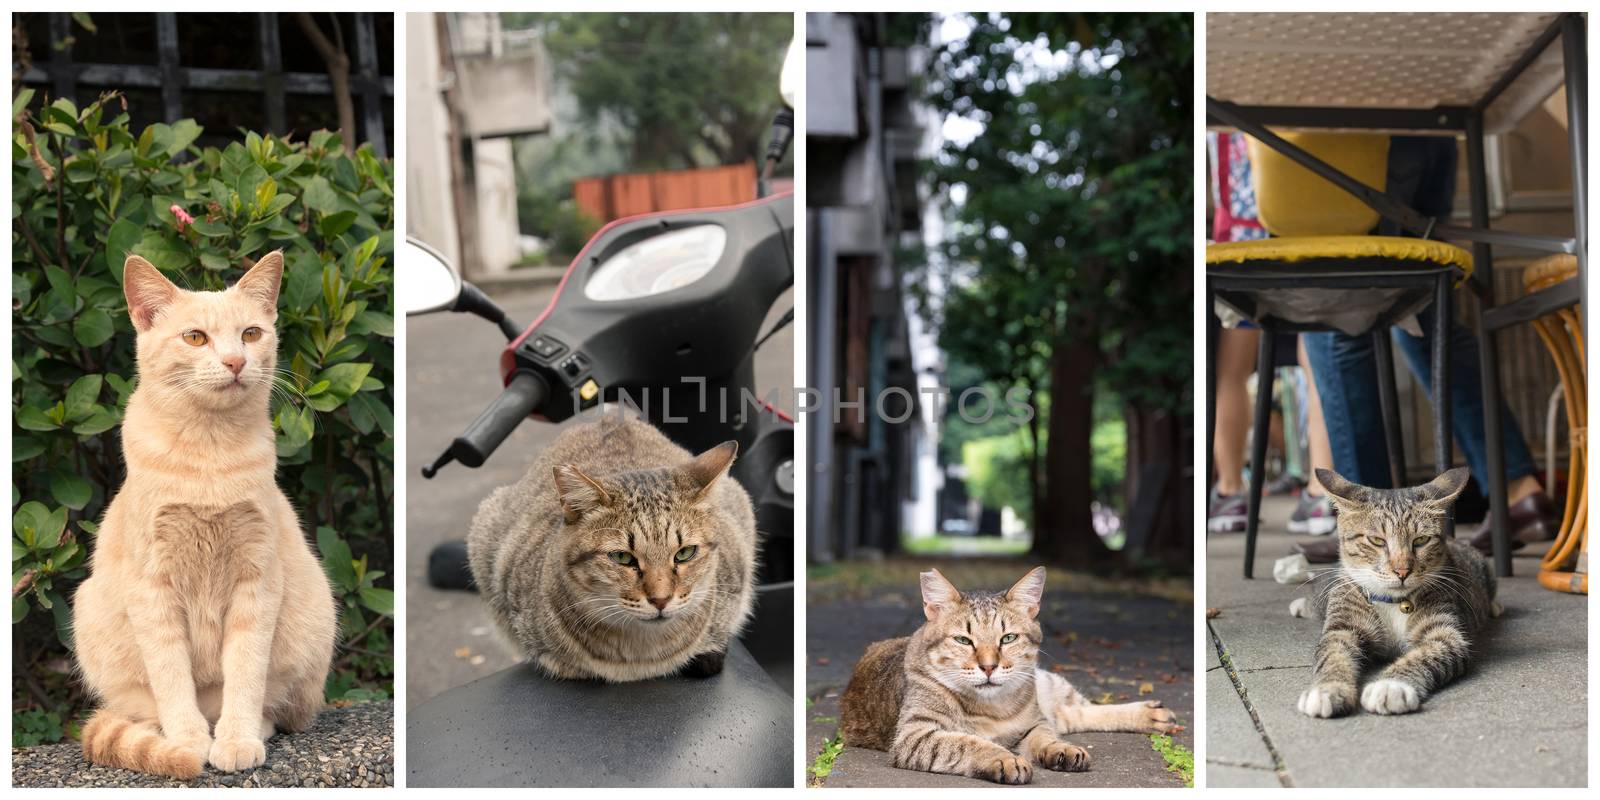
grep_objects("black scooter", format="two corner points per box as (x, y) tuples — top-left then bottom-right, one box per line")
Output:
(400, 40), (798, 789)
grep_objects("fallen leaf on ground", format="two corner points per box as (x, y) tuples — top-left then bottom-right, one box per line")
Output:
(816, 656), (831, 666)
(453, 646), (471, 659)
(1139, 682), (1155, 695)
(1206, 608), (1221, 619)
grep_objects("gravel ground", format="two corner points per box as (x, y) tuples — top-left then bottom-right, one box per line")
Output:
(11, 701), (394, 788)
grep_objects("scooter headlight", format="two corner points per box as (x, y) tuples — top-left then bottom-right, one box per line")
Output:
(583, 224), (727, 302)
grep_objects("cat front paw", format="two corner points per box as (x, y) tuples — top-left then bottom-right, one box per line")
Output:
(982, 754), (1033, 785)
(1289, 597), (1309, 618)
(682, 649), (726, 678)
(1039, 741), (1091, 772)
(1360, 679), (1422, 715)
(1137, 699), (1179, 733)
(208, 736), (267, 772)
(1297, 683), (1355, 718)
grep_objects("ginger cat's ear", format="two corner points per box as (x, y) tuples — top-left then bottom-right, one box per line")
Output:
(920, 569), (961, 621)
(1005, 567), (1047, 619)
(234, 250), (284, 317)
(553, 464), (612, 523)
(123, 255), (180, 332)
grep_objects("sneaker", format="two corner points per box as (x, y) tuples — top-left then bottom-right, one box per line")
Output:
(1207, 486), (1247, 533)
(1266, 472), (1305, 497)
(1288, 492), (1337, 535)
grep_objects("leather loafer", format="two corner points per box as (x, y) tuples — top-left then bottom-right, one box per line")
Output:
(1468, 491), (1559, 556)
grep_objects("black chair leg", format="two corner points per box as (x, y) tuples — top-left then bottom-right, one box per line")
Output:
(1433, 274), (1454, 538)
(1207, 278), (1218, 495)
(1244, 329), (1276, 579)
(1374, 331), (1407, 489)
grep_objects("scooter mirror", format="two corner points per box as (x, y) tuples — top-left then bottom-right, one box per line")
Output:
(400, 237), (463, 315)
(779, 37), (798, 109)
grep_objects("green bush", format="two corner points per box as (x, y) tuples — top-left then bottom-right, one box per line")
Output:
(11, 89), (395, 744)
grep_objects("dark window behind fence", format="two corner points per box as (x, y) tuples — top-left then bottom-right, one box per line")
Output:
(17, 12), (393, 158)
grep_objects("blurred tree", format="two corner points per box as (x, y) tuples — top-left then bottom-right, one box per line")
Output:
(919, 12), (1192, 569)
(504, 12), (791, 171)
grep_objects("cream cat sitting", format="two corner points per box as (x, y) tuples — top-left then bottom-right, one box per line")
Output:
(71, 253), (336, 779)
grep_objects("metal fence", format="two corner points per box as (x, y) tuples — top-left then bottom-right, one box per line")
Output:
(17, 12), (392, 158)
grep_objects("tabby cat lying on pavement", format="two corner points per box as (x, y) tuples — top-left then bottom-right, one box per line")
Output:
(1291, 467), (1500, 718)
(840, 567), (1178, 784)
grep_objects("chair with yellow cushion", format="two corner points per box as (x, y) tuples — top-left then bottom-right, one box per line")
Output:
(1523, 253), (1588, 595)
(1206, 132), (1474, 578)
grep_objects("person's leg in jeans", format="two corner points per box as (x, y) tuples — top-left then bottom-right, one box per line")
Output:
(1390, 307), (1551, 544)
(1300, 330), (1396, 488)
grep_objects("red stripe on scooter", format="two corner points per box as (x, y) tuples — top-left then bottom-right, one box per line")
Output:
(498, 191), (795, 387)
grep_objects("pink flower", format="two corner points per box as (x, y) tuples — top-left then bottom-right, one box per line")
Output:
(170, 204), (194, 231)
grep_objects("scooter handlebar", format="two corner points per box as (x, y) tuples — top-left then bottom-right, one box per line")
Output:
(421, 370), (548, 478)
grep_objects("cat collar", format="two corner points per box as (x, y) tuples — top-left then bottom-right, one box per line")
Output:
(1365, 591), (1415, 614)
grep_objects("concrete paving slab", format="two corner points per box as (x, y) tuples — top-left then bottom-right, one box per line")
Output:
(1205, 496), (1586, 787)
(1204, 665), (1276, 770)
(1204, 763), (1282, 788)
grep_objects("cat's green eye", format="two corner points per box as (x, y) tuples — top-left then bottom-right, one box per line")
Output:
(1000, 633), (1018, 644)
(608, 551), (635, 566)
(953, 636), (973, 646)
(182, 330), (208, 347)
(241, 327), (263, 343)
(674, 545), (698, 563)
(1366, 536), (1386, 547)
(1412, 535), (1433, 547)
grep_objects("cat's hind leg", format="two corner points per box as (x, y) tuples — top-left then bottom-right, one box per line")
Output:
(1035, 669), (1178, 733)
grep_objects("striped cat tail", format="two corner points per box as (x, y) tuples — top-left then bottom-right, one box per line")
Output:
(80, 709), (205, 779)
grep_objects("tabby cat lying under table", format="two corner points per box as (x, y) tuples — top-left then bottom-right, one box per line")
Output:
(1291, 467), (1501, 718)
(839, 567), (1179, 784)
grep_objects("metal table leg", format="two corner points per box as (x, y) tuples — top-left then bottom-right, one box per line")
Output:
(1244, 328), (1277, 579)
(1467, 112), (1514, 577)
(1434, 273), (1455, 539)
(1374, 330), (1408, 488)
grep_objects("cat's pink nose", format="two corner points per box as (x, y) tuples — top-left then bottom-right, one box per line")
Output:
(1394, 566), (1411, 581)
(979, 663), (997, 676)
(648, 595), (671, 611)
(221, 355), (246, 375)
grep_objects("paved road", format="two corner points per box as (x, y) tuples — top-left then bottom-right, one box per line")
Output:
(806, 558), (1195, 787)
(1206, 496), (1587, 787)
(404, 284), (793, 709)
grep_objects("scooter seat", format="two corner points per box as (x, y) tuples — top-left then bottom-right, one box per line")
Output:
(406, 639), (792, 787)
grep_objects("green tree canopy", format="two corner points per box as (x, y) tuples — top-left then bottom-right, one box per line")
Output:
(506, 12), (792, 171)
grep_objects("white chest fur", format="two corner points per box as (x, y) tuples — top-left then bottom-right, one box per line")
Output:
(1376, 602), (1412, 649)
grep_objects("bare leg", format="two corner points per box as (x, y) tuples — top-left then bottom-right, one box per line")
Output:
(1214, 328), (1262, 495)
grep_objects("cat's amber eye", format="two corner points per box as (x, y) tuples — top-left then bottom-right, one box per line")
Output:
(1367, 535), (1386, 547)
(1412, 535), (1432, 547)
(674, 545), (698, 563)
(182, 330), (208, 347)
(241, 327), (263, 343)
(608, 551), (635, 566)
(1000, 633), (1018, 644)
(953, 635), (973, 646)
